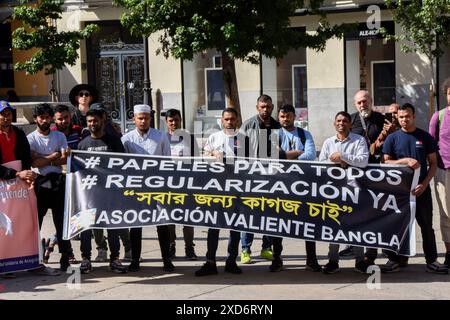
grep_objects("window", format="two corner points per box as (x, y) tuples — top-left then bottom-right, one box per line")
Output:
(345, 22), (395, 111)
(0, 23), (14, 88)
(205, 68), (226, 111)
(261, 28), (308, 128)
(371, 60), (395, 106)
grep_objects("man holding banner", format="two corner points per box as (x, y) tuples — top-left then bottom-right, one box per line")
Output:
(275, 104), (320, 273)
(381, 103), (448, 274)
(239, 94), (278, 264)
(195, 108), (247, 276)
(28, 103), (71, 274)
(0, 101), (38, 278)
(0, 101), (35, 183)
(77, 105), (128, 274)
(121, 104), (174, 273)
(319, 111), (370, 274)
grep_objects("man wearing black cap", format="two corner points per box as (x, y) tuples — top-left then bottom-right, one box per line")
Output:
(69, 84), (98, 127)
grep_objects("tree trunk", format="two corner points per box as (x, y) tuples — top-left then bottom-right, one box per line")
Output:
(50, 73), (59, 102)
(428, 53), (436, 119)
(221, 52), (242, 124)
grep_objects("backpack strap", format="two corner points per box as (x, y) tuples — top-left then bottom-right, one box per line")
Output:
(439, 108), (446, 130)
(296, 127), (306, 147)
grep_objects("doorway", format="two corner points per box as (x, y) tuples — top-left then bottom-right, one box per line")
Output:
(87, 21), (144, 132)
(95, 47), (144, 132)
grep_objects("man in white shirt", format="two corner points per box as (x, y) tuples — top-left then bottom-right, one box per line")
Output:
(27, 103), (70, 274)
(319, 111), (370, 274)
(165, 108), (199, 260)
(195, 108), (247, 276)
(121, 104), (174, 272)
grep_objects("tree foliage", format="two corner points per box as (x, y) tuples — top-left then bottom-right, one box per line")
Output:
(114, 0), (347, 63)
(384, 0), (450, 63)
(114, 0), (348, 114)
(12, 0), (98, 75)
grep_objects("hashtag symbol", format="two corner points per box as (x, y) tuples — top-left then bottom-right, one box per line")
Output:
(81, 175), (98, 190)
(84, 156), (101, 169)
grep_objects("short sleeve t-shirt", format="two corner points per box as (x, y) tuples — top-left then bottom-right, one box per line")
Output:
(27, 130), (68, 175)
(382, 128), (438, 181)
(78, 133), (125, 153)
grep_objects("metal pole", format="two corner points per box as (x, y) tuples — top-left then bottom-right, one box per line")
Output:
(142, 4), (153, 126)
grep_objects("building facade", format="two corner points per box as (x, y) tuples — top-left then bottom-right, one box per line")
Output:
(6, 0), (450, 147)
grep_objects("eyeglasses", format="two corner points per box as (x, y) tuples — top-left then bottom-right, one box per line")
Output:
(78, 91), (91, 97)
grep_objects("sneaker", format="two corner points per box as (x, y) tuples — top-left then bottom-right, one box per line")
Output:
(444, 253), (450, 268)
(163, 258), (175, 272)
(169, 243), (176, 259)
(240, 251), (252, 264)
(355, 260), (370, 273)
(306, 259), (322, 272)
(195, 262), (218, 276)
(380, 260), (400, 273)
(31, 266), (61, 276)
(322, 261), (340, 274)
(95, 249), (108, 262)
(185, 246), (198, 260)
(110, 259), (128, 274)
(339, 246), (354, 257)
(128, 260), (140, 272)
(269, 259), (283, 272)
(68, 253), (78, 264)
(60, 255), (70, 272)
(122, 250), (132, 262)
(80, 259), (93, 274)
(224, 261), (242, 274)
(260, 248), (274, 261)
(426, 261), (449, 274)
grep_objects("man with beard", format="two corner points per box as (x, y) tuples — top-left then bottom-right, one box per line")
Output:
(195, 108), (248, 276)
(274, 104), (320, 272)
(41, 104), (83, 264)
(27, 103), (70, 273)
(339, 91), (393, 262)
(165, 108), (199, 260)
(77, 105), (128, 274)
(121, 104), (174, 273)
(239, 94), (278, 264)
(53, 104), (83, 149)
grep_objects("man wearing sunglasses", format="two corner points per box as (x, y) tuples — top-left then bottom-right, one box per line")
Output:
(69, 84), (98, 128)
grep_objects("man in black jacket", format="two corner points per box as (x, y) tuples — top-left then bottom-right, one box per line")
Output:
(340, 90), (393, 263)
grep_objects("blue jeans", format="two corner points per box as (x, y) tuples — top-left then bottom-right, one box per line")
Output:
(240, 232), (272, 253)
(206, 229), (240, 263)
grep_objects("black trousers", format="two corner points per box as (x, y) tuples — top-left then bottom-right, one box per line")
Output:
(35, 173), (70, 257)
(130, 225), (171, 262)
(271, 237), (317, 261)
(386, 187), (438, 264)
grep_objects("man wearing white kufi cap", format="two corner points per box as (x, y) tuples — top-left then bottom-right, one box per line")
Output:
(133, 104), (151, 114)
(121, 104), (174, 272)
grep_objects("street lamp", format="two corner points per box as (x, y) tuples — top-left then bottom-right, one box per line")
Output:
(142, 3), (153, 124)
